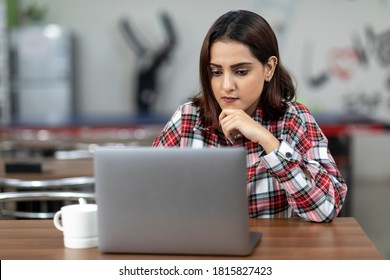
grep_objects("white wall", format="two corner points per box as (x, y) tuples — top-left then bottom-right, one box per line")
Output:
(353, 131), (390, 182)
(283, 0), (390, 123)
(0, 1), (10, 124)
(20, 0), (281, 117)
(352, 131), (390, 259)
(17, 0), (390, 123)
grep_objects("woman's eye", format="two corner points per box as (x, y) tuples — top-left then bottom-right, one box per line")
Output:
(236, 69), (248, 76)
(211, 70), (222, 77)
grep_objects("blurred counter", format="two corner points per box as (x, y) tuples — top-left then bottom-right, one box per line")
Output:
(0, 124), (164, 159)
(0, 114), (169, 157)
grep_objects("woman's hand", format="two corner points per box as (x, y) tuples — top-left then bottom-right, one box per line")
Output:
(219, 109), (280, 154)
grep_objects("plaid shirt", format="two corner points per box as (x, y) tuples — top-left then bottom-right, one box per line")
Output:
(153, 101), (347, 222)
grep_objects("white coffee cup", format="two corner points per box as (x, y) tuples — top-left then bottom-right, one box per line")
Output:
(53, 199), (98, 249)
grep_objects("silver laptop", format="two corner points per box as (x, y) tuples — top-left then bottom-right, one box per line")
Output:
(94, 147), (261, 256)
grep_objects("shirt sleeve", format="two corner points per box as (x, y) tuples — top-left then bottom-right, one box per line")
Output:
(261, 110), (348, 223)
(152, 106), (182, 147)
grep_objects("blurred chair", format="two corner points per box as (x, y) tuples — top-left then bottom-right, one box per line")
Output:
(0, 191), (95, 219)
(0, 176), (94, 189)
(0, 176), (95, 219)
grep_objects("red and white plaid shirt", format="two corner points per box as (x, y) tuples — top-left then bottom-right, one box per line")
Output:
(153, 101), (347, 222)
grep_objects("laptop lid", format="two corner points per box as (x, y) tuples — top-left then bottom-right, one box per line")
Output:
(94, 147), (261, 256)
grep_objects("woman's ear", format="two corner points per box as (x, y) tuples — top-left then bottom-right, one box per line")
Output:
(265, 56), (278, 81)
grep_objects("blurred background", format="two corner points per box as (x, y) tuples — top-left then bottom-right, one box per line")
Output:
(0, 0), (389, 259)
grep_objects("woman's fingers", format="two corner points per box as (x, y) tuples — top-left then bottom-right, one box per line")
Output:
(219, 109), (246, 141)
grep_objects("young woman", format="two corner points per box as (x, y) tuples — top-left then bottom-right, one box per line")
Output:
(153, 10), (347, 222)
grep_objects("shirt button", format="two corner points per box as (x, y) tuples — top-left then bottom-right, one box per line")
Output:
(285, 152), (293, 159)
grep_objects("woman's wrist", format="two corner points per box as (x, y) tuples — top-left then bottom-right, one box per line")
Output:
(256, 131), (280, 154)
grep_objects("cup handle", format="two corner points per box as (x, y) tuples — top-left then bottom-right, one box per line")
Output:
(53, 210), (64, 231)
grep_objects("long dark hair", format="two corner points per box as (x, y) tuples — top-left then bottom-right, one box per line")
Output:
(192, 10), (296, 128)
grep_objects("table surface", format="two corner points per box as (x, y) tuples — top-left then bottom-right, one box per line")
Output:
(0, 217), (383, 260)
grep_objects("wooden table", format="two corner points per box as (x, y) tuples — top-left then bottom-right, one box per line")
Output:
(0, 217), (382, 260)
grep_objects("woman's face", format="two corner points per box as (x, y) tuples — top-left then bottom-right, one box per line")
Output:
(209, 41), (272, 116)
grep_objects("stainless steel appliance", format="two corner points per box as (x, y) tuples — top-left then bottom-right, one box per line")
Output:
(10, 24), (74, 125)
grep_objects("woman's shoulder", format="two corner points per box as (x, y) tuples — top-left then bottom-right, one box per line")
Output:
(167, 101), (200, 125)
(286, 101), (312, 115)
(177, 101), (200, 115)
(283, 101), (319, 126)
(285, 101), (315, 119)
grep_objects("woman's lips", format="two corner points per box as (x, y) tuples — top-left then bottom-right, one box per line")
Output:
(222, 96), (239, 103)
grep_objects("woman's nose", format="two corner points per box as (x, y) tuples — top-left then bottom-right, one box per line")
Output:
(222, 74), (236, 92)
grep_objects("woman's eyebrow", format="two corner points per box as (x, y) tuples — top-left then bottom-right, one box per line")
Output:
(209, 62), (253, 68)
(209, 63), (222, 68)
